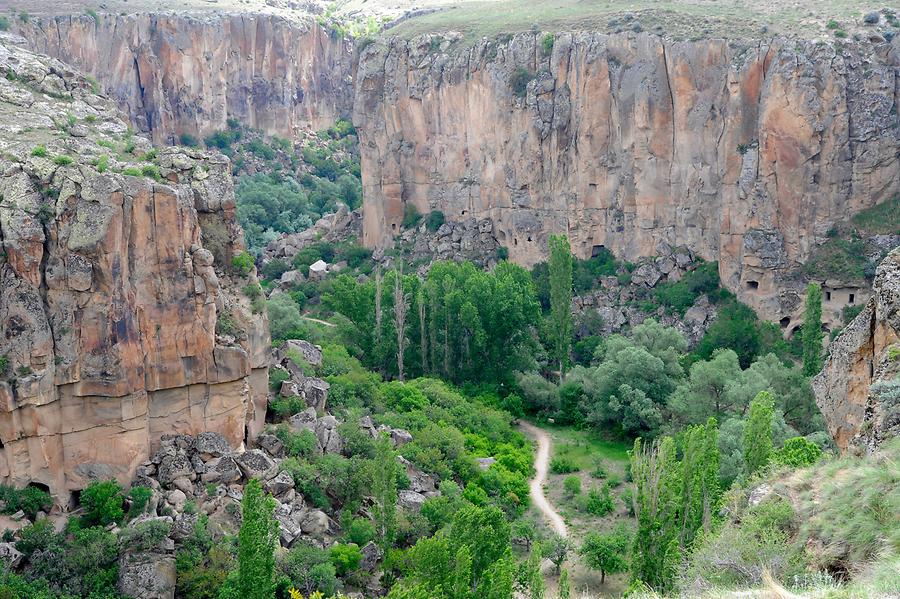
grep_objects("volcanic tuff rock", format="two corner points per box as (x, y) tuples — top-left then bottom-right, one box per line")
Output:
(0, 37), (269, 505)
(813, 246), (900, 453)
(14, 12), (356, 144)
(354, 32), (900, 323)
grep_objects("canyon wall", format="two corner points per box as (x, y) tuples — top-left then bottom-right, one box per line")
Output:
(15, 12), (355, 144)
(354, 33), (900, 321)
(0, 37), (268, 505)
(814, 246), (900, 452)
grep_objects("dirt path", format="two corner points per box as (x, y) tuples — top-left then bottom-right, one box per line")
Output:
(519, 421), (568, 538)
(301, 315), (335, 327)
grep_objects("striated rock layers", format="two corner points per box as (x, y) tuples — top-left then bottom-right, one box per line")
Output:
(0, 38), (269, 505)
(15, 12), (355, 144)
(354, 32), (900, 321)
(813, 247), (900, 453)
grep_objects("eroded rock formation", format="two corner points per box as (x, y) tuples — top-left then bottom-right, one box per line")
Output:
(15, 12), (355, 144)
(354, 32), (900, 322)
(813, 247), (900, 452)
(0, 37), (268, 504)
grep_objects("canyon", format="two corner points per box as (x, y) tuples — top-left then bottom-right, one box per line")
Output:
(12, 13), (900, 330)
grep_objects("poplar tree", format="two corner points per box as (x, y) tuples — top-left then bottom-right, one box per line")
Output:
(236, 479), (278, 599)
(802, 282), (824, 376)
(372, 435), (399, 554)
(548, 234), (573, 382)
(393, 265), (410, 381)
(557, 569), (571, 599)
(680, 417), (720, 549)
(630, 436), (681, 592)
(744, 390), (775, 476)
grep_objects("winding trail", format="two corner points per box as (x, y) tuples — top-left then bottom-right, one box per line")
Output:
(519, 421), (568, 538)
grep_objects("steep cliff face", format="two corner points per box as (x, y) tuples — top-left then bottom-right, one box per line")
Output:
(0, 36), (269, 504)
(814, 247), (900, 453)
(15, 12), (355, 144)
(354, 32), (900, 321)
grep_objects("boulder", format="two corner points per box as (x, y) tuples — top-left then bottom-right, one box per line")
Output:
(0, 542), (23, 569)
(157, 452), (194, 486)
(264, 470), (295, 496)
(299, 509), (331, 537)
(280, 339), (323, 368)
(398, 490), (427, 511)
(257, 433), (285, 458)
(201, 456), (242, 484)
(315, 415), (344, 454)
(193, 432), (231, 460)
(234, 449), (276, 480)
(117, 551), (177, 599)
(360, 541), (382, 571)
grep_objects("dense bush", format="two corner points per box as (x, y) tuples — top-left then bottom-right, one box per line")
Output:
(0, 484), (52, 519)
(80, 479), (125, 526)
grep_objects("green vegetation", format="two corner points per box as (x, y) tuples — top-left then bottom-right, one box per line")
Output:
(548, 234), (574, 382)
(510, 67), (534, 98)
(802, 283), (823, 376)
(426, 210), (446, 232)
(225, 121), (361, 254)
(0, 484), (52, 519)
(31, 145), (47, 158)
(233, 479), (278, 599)
(541, 33), (555, 56)
(743, 391), (775, 476)
(402, 203), (422, 229)
(579, 524), (630, 584)
(0, 16), (9, 31)
(52, 155), (73, 166)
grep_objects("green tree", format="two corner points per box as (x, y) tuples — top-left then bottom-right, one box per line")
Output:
(772, 436), (823, 467)
(543, 533), (570, 575)
(579, 525), (630, 584)
(80, 479), (124, 526)
(801, 283), (824, 376)
(236, 479), (278, 599)
(679, 417), (720, 548)
(744, 391), (775, 476)
(548, 234), (574, 382)
(630, 436), (681, 592)
(668, 349), (744, 424)
(557, 569), (570, 599)
(372, 435), (399, 554)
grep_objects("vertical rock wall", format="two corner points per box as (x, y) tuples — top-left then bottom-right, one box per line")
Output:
(16, 13), (356, 144)
(354, 33), (900, 321)
(0, 39), (269, 504)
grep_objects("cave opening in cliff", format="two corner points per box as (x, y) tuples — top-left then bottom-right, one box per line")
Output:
(69, 489), (82, 509)
(826, 291), (832, 301)
(746, 280), (759, 290)
(780, 317), (791, 328)
(849, 293), (855, 304)
(591, 244), (606, 257)
(27, 481), (51, 496)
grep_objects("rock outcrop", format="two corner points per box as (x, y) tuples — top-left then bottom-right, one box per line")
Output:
(813, 246), (900, 453)
(354, 32), (900, 323)
(15, 12), (355, 144)
(0, 37), (269, 505)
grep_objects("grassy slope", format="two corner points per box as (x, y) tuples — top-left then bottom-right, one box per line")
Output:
(385, 0), (887, 43)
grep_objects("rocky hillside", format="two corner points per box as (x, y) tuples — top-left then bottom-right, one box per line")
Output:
(0, 35), (268, 507)
(814, 246), (900, 452)
(14, 12), (356, 144)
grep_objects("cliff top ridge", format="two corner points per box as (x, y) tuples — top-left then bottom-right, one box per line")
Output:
(0, 0), (896, 44)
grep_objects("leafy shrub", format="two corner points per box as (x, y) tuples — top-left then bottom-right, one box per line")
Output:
(127, 486), (153, 519)
(19, 12), (29, 23)
(773, 437), (823, 468)
(402, 203), (422, 229)
(95, 154), (109, 173)
(80, 479), (124, 526)
(273, 425), (318, 458)
(496, 246), (510, 261)
(278, 541), (337, 595)
(511, 67), (534, 98)
(346, 518), (375, 546)
(85, 9), (98, 21)
(122, 166), (142, 176)
(119, 519), (172, 552)
(563, 475), (581, 496)
(329, 543), (362, 575)
(269, 368), (290, 391)
(549, 455), (579, 474)
(231, 250), (255, 276)
(425, 210), (445, 232)
(0, 355), (8, 376)
(653, 260), (720, 315)
(541, 33), (555, 56)
(583, 485), (614, 516)
(53, 155), (73, 166)
(0, 16), (9, 31)
(141, 164), (161, 180)
(826, 19), (840, 29)
(0, 484), (52, 519)
(180, 133), (199, 147)
(31, 145), (47, 157)
(261, 259), (292, 281)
